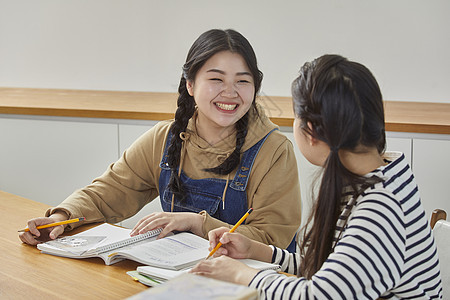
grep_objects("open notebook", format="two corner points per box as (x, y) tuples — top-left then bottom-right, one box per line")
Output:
(37, 223), (210, 270)
(135, 258), (281, 284)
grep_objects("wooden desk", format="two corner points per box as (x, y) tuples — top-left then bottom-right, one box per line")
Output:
(1, 87), (449, 134)
(0, 190), (147, 299)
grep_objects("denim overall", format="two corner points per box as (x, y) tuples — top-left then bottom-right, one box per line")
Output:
(158, 128), (296, 252)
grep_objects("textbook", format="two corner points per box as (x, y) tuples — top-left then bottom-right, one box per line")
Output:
(127, 273), (258, 300)
(37, 223), (210, 270)
(136, 258), (281, 283)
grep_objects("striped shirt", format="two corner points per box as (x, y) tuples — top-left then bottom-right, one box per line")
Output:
(249, 152), (442, 299)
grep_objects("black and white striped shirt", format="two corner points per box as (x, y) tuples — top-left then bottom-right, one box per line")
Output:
(249, 152), (442, 299)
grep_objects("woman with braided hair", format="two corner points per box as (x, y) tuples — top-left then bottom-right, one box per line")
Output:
(20, 29), (301, 252)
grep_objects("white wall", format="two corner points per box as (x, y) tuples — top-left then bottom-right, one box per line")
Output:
(1, 0), (449, 103)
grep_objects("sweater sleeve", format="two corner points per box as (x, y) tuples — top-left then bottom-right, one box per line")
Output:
(45, 121), (171, 229)
(201, 133), (302, 248)
(249, 191), (406, 299)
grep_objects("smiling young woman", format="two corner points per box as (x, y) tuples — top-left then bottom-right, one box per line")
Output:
(20, 29), (301, 254)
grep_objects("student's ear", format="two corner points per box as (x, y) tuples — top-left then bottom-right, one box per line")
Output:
(306, 122), (318, 146)
(186, 80), (194, 96)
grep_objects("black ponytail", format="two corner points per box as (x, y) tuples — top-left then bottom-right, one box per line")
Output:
(292, 54), (385, 279)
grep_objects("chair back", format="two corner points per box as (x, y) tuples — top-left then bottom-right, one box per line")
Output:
(431, 209), (449, 297)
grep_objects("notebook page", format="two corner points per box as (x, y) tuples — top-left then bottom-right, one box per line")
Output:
(117, 232), (209, 269)
(76, 223), (132, 250)
(137, 258), (280, 281)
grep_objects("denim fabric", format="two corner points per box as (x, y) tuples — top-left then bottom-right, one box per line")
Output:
(158, 129), (296, 252)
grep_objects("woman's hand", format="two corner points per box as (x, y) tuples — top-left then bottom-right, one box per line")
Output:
(18, 212), (69, 245)
(207, 227), (273, 262)
(190, 255), (258, 285)
(207, 227), (253, 259)
(130, 212), (205, 238)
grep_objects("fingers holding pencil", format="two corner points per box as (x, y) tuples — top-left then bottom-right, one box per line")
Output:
(18, 214), (83, 246)
(206, 227), (253, 259)
(18, 217), (85, 232)
(19, 217), (62, 245)
(206, 208), (253, 259)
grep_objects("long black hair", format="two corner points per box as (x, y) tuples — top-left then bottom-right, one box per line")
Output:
(292, 54), (386, 279)
(167, 29), (263, 201)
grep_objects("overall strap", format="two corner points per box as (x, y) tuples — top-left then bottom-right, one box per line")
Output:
(230, 128), (278, 191)
(159, 131), (173, 170)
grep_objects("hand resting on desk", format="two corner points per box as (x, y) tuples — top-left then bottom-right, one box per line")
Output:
(130, 211), (205, 239)
(19, 212), (69, 245)
(191, 255), (259, 286)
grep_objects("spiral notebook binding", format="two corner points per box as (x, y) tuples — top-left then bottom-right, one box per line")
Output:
(89, 227), (163, 255)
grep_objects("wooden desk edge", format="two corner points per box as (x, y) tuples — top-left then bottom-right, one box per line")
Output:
(0, 190), (147, 299)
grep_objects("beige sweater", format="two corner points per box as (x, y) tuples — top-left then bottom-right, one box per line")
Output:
(46, 105), (301, 248)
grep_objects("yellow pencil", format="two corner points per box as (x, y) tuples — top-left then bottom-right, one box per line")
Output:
(206, 208), (253, 259)
(18, 217), (85, 232)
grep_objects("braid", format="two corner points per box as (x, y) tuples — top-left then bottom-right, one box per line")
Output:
(166, 77), (196, 200)
(204, 108), (250, 175)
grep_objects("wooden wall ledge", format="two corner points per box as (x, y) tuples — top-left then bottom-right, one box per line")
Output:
(1, 87), (449, 134)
